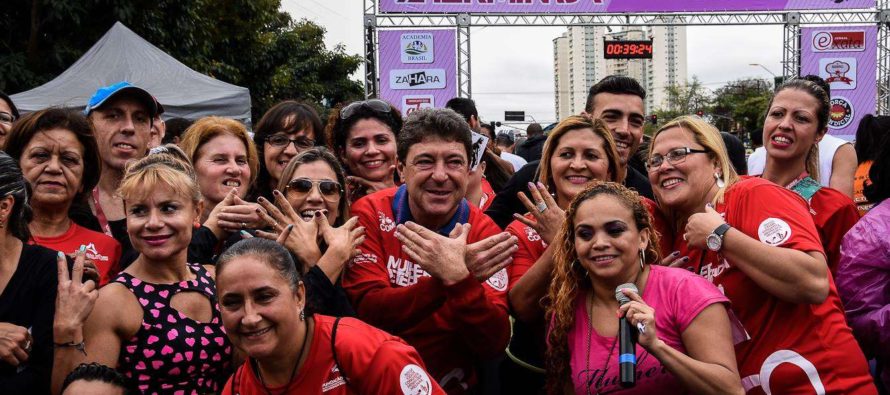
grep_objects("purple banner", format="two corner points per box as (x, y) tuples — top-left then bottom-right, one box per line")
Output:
(801, 26), (877, 140)
(381, 0), (874, 14)
(378, 29), (458, 117)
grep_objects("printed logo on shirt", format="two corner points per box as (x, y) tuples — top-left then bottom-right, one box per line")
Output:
(757, 218), (793, 246)
(485, 268), (508, 292)
(352, 253), (378, 267)
(699, 259), (731, 283)
(387, 255), (431, 287)
(379, 211), (396, 232)
(82, 243), (110, 262)
(524, 226), (541, 242)
(399, 364), (433, 395)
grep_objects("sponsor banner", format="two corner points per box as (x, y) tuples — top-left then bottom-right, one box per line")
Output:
(381, 0), (873, 14)
(801, 26), (877, 139)
(379, 29), (457, 115)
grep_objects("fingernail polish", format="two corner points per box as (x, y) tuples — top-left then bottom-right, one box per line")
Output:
(681, 257), (690, 262)
(287, 224), (294, 230)
(671, 251), (680, 256)
(79, 245), (86, 253)
(58, 251), (65, 259)
(537, 182), (545, 189)
(239, 230), (251, 237)
(527, 182), (535, 189)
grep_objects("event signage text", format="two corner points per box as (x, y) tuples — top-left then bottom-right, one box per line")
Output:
(801, 25), (877, 140)
(381, 0), (874, 13)
(379, 29), (457, 116)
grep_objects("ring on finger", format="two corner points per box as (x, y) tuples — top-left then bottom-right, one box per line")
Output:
(536, 201), (548, 213)
(241, 222), (248, 229)
(23, 340), (31, 352)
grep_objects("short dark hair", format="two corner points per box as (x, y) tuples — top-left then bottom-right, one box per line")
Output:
(0, 151), (31, 242)
(398, 108), (473, 164)
(585, 75), (646, 113)
(865, 127), (890, 204)
(326, 99), (402, 172)
(0, 91), (19, 119)
(217, 238), (303, 290)
(61, 363), (134, 395)
(4, 108), (101, 210)
(162, 117), (193, 145)
(526, 123), (543, 137)
(854, 114), (890, 163)
(445, 97), (478, 123)
(250, 101), (325, 200)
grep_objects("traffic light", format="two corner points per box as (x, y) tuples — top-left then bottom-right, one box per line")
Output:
(649, 114), (657, 125)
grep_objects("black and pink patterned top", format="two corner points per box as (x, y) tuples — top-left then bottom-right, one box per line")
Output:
(113, 264), (232, 394)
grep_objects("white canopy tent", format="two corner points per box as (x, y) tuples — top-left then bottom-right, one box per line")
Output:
(12, 22), (251, 121)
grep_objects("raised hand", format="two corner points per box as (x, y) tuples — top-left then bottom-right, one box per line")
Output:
(346, 165), (397, 201)
(317, 215), (365, 265)
(254, 190), (321, 265)
(217, 194), (268, 232)
(459, 226), (517, 283)
(683, 204), (727, 250)
(617, 288), (659, 349)
(514, 182), (565, 244)
(53, 247), (98, 345)
(395, 222), (470, 286)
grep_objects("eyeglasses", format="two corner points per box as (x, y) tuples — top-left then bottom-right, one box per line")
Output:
(0, 112), (15, 125)
(286, 178), (342, 201)
(340, 99), (391, 120)
(266, 134), (315, 150)
(646, 147), (709, 171)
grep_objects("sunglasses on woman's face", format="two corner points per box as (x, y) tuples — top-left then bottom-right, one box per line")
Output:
(286, 178), (342, 201)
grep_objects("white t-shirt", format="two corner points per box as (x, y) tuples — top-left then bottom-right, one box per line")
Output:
(500, 151), (528, 172)
(746, 134), (851, 187)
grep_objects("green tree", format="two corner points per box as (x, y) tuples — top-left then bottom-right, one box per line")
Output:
(651, 76), (712, 129)
(710, 78), (772, 137)
(0, 0), (363, 121)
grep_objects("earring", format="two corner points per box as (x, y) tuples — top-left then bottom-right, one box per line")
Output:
(299, 308), (305, 321)
(639, 249), (646, 270)
(714, 172), (726, 188)
(0, 215), (5, 228)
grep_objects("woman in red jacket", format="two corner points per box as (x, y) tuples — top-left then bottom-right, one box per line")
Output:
(216, 238), (443, 395)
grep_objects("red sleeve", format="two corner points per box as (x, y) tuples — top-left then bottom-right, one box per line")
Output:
(643, 197), (674, 257)
(814, 192), (859, 276)
(359, 340), (447, 395)
(342, 198), (449, 333)
(505, 218), (546, 291)
(728, 182), (824, 255)
(442, 213), (510, 359)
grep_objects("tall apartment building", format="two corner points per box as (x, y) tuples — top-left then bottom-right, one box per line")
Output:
(553, 23), (687, 120)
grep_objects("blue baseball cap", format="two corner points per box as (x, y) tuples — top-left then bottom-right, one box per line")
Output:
(83, 81), (161, 117)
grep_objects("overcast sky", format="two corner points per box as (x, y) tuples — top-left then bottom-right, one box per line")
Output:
(284, 0), (783, 126)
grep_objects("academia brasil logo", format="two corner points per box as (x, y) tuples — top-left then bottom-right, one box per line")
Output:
(828, 97), (855, 129)
(401, 33), (434, 64)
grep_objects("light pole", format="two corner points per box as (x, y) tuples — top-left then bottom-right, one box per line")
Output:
(749, 63), (777, 78)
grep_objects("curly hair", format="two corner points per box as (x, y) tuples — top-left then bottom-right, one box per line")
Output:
(544, 181), (661, 394)
(61, 362), (135, 394)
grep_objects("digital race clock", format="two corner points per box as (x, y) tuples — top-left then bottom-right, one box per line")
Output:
(603, 40), (654, 59)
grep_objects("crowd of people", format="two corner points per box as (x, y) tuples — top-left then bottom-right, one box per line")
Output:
(0, 73), (888, 395)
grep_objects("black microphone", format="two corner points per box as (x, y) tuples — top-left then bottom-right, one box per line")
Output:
(616, 283), (638, 388)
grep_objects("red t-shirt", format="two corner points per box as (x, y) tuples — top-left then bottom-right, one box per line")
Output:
(506, 197), (672, 291)
(30, 222), (122, 285)
(222, 315), (444, 395)
(804, 186), (860, 276)
(479, 178), (496, 211)
(671, 177), (874, 395)
(342, 186), (510, 393)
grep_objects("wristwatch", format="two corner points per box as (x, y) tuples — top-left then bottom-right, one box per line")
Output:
(706, 223), (732, 252)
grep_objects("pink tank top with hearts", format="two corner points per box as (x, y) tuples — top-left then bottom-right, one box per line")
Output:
(113, 264), (232, 394)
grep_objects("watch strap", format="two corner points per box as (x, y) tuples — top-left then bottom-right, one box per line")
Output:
(713, 223), (731, 237)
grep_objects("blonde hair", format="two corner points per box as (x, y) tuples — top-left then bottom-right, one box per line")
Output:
(178, 116), (259, 187)
(118, 144), (202, 204)
(544, 181), (661, 394)
(536, 116), (623, 195)
(649, 116), (740, 229)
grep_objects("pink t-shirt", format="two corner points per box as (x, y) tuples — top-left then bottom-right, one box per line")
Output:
(567, 265), (729, 394)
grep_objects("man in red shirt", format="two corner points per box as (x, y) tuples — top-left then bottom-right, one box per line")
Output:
(343, 108), (516, 393)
